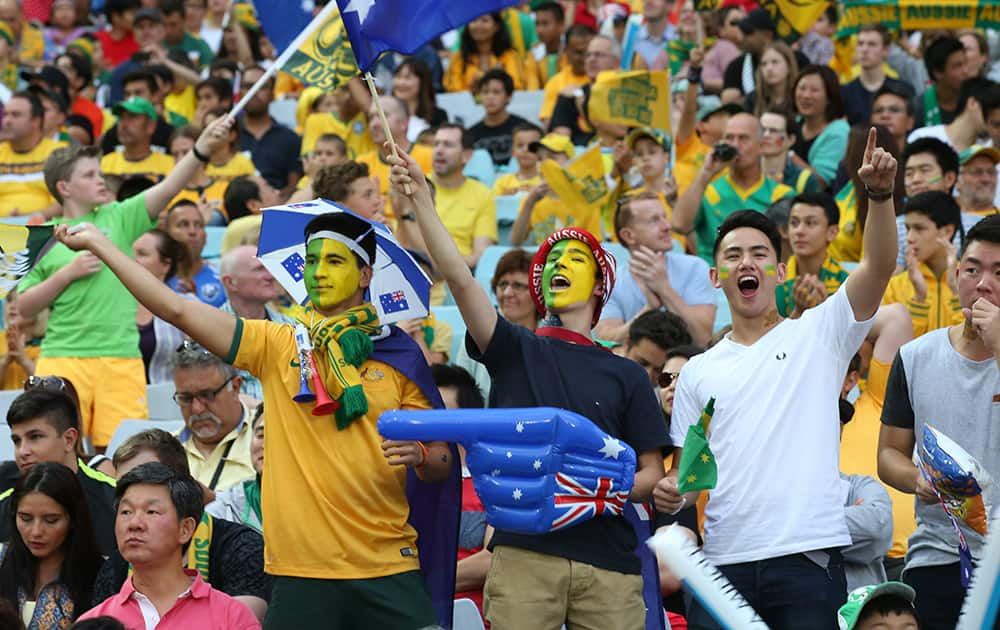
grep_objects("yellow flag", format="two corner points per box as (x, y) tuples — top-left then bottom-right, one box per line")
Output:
(282, 9), (359, 91)
(540, 145), (612, 237)
(589, 70), (671, 132)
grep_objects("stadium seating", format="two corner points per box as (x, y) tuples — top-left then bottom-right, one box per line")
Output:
(203, 226), (226, 261)
(437, 90), (545, 127)
(147, 382), (183, 421)
(495, 195), (523, 246)
(433, 305), (467, 362)
(452, 598), (486, 630)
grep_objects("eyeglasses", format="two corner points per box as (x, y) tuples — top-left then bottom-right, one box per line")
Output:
(872, 105), (905, 114)
(173, 377), (235, 407)
(963, 168), (997, 178)
(726, 20), (741, 26)
(658, 371), (680, 388)
(496, 280), (529, 293)
(24, 375), (68, 391)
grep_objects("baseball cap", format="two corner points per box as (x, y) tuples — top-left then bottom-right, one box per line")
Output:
(697, 97), (744, 123)
(627, 127), (670, 152)
(837, 582), (916, 630)
(21, 66), (70, 101)
(529, 133), (576, 159)
(113, 96), (158, 121)
(739, 8), (776, 34)
(133, 7), (163, 24)
(959, 144), (1000, 166)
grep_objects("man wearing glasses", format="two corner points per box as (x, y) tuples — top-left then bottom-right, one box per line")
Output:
(172, 342), (255, 494)
(870, 84), (916, 154)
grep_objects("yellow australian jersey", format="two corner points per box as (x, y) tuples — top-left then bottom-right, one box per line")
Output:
(171, 179), (228, 220)
(227, 318), (431, 579)
(0, 138), (66, 216)
(206, 152), (257, 185)
(444, 49), (540, 93)
(525, 194), (602, 246)
(839, 358), (916, 558)
(101, 151), (175, 183)
(357, 145), (433, 219)
(882, 263), (964, 338)
(492, 172), (540, 197)
(0, 332), (41, 390)
(673, 133), (719, 199)
(828, 182), (863, 263)
(539, 66), (589, 121)
(774, 255), (849, 317)
(301, 111), (375, 160)
(433, 177), (498, 256)
(165, 85), (197, 126)
(695, 173), (793, 263)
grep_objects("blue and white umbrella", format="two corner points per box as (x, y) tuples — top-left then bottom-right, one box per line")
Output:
(256, 199), (431, 324)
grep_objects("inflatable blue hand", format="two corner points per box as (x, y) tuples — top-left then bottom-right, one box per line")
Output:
(379, 407), (637, 535)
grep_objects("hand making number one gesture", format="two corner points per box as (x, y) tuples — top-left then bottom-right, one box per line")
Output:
(856, 127), (897, 198)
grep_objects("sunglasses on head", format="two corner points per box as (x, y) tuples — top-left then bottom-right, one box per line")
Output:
(24, 375), (68, 391)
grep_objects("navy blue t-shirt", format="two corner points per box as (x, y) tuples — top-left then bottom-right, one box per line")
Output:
(468, 317), (671, 574)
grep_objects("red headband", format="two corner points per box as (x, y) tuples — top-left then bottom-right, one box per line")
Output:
(529, 228), (617, 328)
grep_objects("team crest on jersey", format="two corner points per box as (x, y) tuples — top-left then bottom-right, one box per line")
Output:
(362, 367), (384, 382)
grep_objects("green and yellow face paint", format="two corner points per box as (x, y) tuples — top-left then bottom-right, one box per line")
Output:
(764, 264), (777, 276)
(304, 238), (363, 312)
(541, 239), (598, 310)
(718, 266), (731, 280)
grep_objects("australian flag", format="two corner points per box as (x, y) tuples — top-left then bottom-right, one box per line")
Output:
(379, 290), (409, 314)
(281, 252), (305, 282)
(551, 473), (629, 531)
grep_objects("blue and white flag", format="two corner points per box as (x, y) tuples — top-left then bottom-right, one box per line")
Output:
(251, 0), (315, 52)
(336, 0), (522, 72)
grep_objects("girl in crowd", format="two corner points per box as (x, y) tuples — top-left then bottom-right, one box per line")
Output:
(0, 462), (102, 629)
(748, 41), (798, 117)
(791, 64), (850, 188)
(133, 229), (188, 384)
(444, 13), (539, 92)
(392, 59), (448, 143)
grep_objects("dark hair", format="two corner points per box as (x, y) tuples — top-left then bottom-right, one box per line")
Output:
(122, 69), (159, 96)
(477, 68), (514, 96)
(430, 364), (485, 409)
(666, 344), (703, 362)
(763, 106), (800, 142)
(511, 122), (544, 140)
(115, 463), (203, 553)
(459, 12), (512, 65)
(535, 1), (565, 23)
(105, 0), (141, 20)
(566, 23), (596, 41)
(924, 36), (965, 80)
(764, 196), (794, 228)
(790, 191), (839, 227)
(858, 23), (891, 47)
(793, 65), (845, 122)
(436, 122), (473, 149)
(713, 210), (783, 260)
(717, 5), (742, 28)
(23, 376), (81, 426)
(55, 52), (92, 88)
(0, 463), (102, 621)
(195, 76), (233, 106)
(223, 175), (261, 221)
(112, 429), (190, 474)
(0, 599), (21, 630)
(855, 594), (919, 627)
(628, 310), (693, 352)
(955, 77), (1000, 118)
(903, 137), (960, 179)
(11, 90), (45, 121)
(962, 213), (1000, 257)
(116, 175), (156, 202)
(157, 0), (185, 17)
(490, 248), (534, 293)
(823, 5), (838, 25)
(393, 58), (437, 123)
(208, 58), (240, 79)
(69, 617), (128, 630)
(303, 212), (377, 268)
(142, 228), (188, 280)
(313, 161), (370, 203)
(872, 83), (915, 117)
(7, 388), (80, 436)
(65, 114), (94, 145)
(904, 191), (963, 247)
(147, 63), (177, 89)
(315, 133), (347, 156)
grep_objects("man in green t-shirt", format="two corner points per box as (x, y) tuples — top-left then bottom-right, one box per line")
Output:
(672, 112), (795, 263)
(161, 0), (214, 69)
(17, 115), (232, 449)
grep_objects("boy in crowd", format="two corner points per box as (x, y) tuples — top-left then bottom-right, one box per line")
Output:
(467, 69), (530, 168)
(492, 123), (542, 197)
(897, 138), (960, 267)
(837, 582), (920, 630)
(774, 192), (850, 318)
(291, 133), (348, 202)
(883, 191), (964, 338)
(626, 127), (691, 249)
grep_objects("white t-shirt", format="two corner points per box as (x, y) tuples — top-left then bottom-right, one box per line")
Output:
(907, 124), (951, 146)
(670, 284), (873, 565)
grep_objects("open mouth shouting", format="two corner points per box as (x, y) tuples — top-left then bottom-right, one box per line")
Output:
(737, 274), (760, 298)
(549, 274), (571, 292)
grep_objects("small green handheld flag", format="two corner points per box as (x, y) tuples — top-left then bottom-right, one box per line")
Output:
(677, 397), (717, 494)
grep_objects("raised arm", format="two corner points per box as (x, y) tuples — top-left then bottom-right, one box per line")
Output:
(675, 48), (703, 146)
(671, 153), (726, 234)
(143, 116), (235, 221)
(387, 148), (497, 354)
(54, 223), (237, 358)
(845, 128), (899, 321)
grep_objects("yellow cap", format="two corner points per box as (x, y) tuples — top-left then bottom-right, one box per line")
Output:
(529, 133), (576, 159)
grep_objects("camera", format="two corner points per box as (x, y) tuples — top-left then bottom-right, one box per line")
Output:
(712, 142), (737, 162)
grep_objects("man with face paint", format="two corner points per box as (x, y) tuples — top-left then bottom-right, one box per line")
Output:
(658, 128), (899, 629)
(388, 149), (672, 630)
(52, 212), (461, 630)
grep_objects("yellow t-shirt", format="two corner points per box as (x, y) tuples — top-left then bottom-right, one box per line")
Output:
(443, 49), (540, 93)
(432, 177), (498, 256)
(0, 332), (41, 390)
(165, 85), (197, 126)
(829, 183), (862, 263)
(524, 194), (601, 246)
(228, 318), (431, 578)
(301, 111), (375, 160)
(839, 358), (916, 559)
(206, 152), (257, 185)
(171, 179), (229, 220)
(673, 134), (715, 198)
(492, 172), (540, 197)
(101, 151), (175, 183)
(0, 138), (66, 216)
(882, 264), (964, 338)
(539, 66), (589, 121)
(357, 145), (433, 219)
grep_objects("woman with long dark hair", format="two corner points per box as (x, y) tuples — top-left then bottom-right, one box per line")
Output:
(444, 13), (538, 92)
(133, 228), (188, 384)
(392, 58), (448, 143)
(0, 462), (102, 629)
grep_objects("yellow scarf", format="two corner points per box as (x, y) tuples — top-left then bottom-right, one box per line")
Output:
(299, 302), (382, 429)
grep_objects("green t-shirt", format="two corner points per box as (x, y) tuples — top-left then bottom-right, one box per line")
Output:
(19, 193), (154, 358)
(694, 173), (794, 263)
(168, 32), (214, 68)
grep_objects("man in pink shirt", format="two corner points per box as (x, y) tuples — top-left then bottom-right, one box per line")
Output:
(79, 462), (260, 630)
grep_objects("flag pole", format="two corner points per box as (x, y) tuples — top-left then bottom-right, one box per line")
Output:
(364, 71), (412, 194)
(227, 0), (340, 120)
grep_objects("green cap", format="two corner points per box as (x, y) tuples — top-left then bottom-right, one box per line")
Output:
(837, 582), (916, 630)
(627, 127), (670, 152)
(113, 96), (157, 121)
(959, 144), (1000, 166)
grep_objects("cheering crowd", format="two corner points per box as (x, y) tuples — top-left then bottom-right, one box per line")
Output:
(0, 0), (996, 629)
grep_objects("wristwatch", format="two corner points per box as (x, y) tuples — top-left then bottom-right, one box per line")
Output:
(399, 211), (416, 222)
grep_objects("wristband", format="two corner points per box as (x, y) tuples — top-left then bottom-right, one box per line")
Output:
(865, 185), (893, 202)
(191, 145), (211, 163)
(687, 65), (702, 84)
(415, 441), (429, 467)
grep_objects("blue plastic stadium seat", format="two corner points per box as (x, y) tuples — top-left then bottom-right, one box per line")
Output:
(464, 149), (497, 187)
(713, 287), (732, 333)
(496, 195), (523, 246)
(433, 305), (467, 363)
(473, 245), (533, 304)
(203, 226), (226, 260)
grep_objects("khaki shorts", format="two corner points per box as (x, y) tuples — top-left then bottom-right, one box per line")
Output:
(483, 545), (645, 630)
(35, 356), (147, 448)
